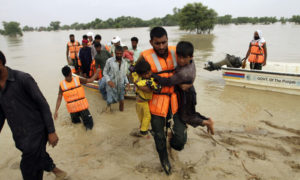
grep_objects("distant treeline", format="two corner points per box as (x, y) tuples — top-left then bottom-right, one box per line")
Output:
(217, 15), (300, 25)
(21, 14), (300, 33)
(1, 5), (300, 37)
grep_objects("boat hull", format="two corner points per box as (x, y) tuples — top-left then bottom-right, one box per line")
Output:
(72, 73), (136, 98)
(221, 64), (300, 95)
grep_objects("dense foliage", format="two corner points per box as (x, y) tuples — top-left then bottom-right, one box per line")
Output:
(178, 3), (218, 34)
(0, 21), (23, 36)
(1, 2), (299, 35)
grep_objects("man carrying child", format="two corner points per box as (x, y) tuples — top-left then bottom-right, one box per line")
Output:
(152, 41), (214, 132)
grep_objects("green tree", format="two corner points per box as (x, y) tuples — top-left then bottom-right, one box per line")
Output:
(290, 15), (300, 24)
(217, 15), (232, 24)
(49, 21), (60, 30)
(1, 21), (23, 36)
(23, 25), (34, 32)
(279, 17), (287, 24)
(178, 3), (218, 34)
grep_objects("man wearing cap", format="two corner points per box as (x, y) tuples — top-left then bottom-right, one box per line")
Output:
(87, 32), (94, 46)
(79, 39), (93, 78)
(110, 36), (122, 57)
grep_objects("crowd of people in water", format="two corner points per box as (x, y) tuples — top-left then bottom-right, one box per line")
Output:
(0, 26), (267, 179)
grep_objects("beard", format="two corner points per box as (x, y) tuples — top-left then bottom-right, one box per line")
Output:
(116, 56), (122, 61)
(154, 48), (168, 58)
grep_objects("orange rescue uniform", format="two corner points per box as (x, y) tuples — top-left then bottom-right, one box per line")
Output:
(67, 41), (80, 59)
(248, 41), (265, 63)
(60, 76), (89, 113)
(142, 46), (178, 117)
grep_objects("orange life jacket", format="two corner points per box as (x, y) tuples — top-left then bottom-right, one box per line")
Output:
(248, 41), (265, 63)
(142, 46), (178, 117)
(60, 76), (89, 113)
(105, 45), (111, 52)
(68, 41), (80, 59)
(89, 60), (102, 80)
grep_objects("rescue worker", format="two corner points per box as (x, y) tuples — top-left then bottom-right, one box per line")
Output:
(242, 30), (268, 70)
(66, 34), (81, 72)
(0, 51), (67, 180)
(54, 65), (100, 130)
(139, 27), (186, 175)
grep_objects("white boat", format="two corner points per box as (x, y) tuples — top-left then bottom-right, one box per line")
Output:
(221, 62), (300, 95)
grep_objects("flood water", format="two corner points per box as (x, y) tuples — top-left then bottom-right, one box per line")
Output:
(0, 24), (300, 180)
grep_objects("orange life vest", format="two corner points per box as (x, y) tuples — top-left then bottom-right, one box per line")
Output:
(105, 45), (111, 52)
(68, 41), (80, 59)
(248, 41), (265, 63)
(89, 60), (102, 80)
(60, 76), (89, 113)
(142, 46), (178, 117)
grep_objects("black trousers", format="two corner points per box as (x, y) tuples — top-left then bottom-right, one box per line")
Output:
(20, 131), (55, 180)
(151, 112), (187, 163)
(250, 62), (262, 70)
(70, 109), (94, 129)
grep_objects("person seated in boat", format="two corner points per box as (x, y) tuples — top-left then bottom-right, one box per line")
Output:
(152, 41), (214, 131)
(66, 34), (81, 73)
(102, 45), (130, 112)
(130, 59), (160, 137)
(54, 65), (100, 130)
(242, 30), (268, 70)
(79, 39), (93, 78)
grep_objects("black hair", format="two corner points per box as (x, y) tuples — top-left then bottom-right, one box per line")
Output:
(176, 41), (194, 57)
(0, 51), (6, 66)
(135, 58), (151, 75)
(82, 35), (88, 40)
(62, 65), (71, 77)
(69, 34), (74, 37)
(150, 27), (168, 40)
(95, 34), (101, 40)
(131, 37), (138, 42)
(123, 46), (128, 50)
(115, 46), (123, 52)
(94, 42), (101, 48)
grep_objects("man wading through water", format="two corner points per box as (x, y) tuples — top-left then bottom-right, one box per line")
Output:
(0, 51), (66, 180)
(139, 27), (186, 175)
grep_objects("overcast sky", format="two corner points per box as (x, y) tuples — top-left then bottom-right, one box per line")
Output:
(1, 0), (299, 28)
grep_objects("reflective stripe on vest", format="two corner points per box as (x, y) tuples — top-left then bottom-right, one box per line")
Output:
(142, 47), (178, 117)
(60, 76), (89, 113)
(151, 49), (177, 73)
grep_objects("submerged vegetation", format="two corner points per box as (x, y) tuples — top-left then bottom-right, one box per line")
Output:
(0, 21), (23, 37)
(1, 2), (300, 36)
